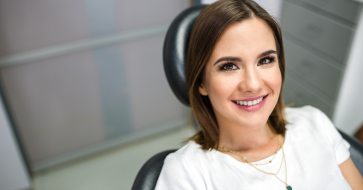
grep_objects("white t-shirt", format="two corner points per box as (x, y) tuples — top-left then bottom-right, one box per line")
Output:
(155, 106), (351, 190)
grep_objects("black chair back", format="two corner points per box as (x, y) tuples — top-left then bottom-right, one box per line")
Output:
(131, 149), (176, 190)
(131, 5), (204, 190)
(163, 5), (206, 106)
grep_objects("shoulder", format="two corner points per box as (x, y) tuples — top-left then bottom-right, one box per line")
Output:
(155, 141), (208, 189)
(163, 141), (208, 169)
(284, 105), (330, 131)
(285, 105), (326, 122)
(284, 105), (335, 144)
(163, 140), (211, 174)
(284, 105), (350, 164)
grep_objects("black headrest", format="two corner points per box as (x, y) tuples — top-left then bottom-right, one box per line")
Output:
(163, 5), (206, 106)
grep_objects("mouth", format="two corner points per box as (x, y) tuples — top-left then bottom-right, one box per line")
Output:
(232, 95), (268, 107)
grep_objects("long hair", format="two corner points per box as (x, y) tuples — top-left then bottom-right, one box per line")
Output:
(186, 0), (287, 150)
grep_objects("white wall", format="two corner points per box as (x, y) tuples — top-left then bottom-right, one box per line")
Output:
(333, 3), (363, 135)
(0, 96), (30, 190)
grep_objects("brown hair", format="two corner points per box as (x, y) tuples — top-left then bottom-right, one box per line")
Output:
(186, 0), (287, 150)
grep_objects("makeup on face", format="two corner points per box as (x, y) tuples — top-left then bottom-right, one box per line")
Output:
(199, 18), (282, 129)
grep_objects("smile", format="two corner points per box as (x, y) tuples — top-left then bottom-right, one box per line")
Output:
(233, 95), (267, 107)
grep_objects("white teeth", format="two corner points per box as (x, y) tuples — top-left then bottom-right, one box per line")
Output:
(235, 97), (263, 106)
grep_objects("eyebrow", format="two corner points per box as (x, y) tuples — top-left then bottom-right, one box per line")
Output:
(259, 50), (277, 58)
(213, 49), (277, 65)
(213, 57), (241, 65)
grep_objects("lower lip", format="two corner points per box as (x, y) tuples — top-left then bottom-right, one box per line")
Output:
(235, 96), (267, 112)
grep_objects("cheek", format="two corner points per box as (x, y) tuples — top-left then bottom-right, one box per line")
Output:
(206, 76), (238, 100)
(268, 69), (282, 92)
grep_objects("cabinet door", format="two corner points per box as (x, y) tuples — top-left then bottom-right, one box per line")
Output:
(284, 39), (343, 101)
(281, 1), (354, 63)
(283, 74), (332, 116)
(295, 0), (360, 22)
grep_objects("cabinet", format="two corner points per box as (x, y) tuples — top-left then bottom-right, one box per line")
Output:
(280, 0), (361, 118)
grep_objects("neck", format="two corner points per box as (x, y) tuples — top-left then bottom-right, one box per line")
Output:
(219, 122), (275, 149)
(218, 122), (281, 161)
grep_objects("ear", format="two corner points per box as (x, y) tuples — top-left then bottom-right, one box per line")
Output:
(198, 83), (208, 96)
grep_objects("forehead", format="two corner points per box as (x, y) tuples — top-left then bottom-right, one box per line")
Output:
(210, 17), (276, 59)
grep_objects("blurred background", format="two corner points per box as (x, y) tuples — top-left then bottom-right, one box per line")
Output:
(0, 0), (362, 189)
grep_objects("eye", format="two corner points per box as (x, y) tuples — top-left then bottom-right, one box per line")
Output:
(219, 62), (239, 71)
(258, 56), (276, 66)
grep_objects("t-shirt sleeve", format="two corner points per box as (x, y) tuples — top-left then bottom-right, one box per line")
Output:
(312, 107), (351, 164)
(155, 153), (205, 190)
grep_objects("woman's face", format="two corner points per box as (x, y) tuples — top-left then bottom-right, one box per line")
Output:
(199, 17), (282, 130)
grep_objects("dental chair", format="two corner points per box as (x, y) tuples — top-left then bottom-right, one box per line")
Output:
(131, 5), (363, 190)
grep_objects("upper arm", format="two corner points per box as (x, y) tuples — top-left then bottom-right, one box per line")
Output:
(308, 107), (362, 188)
(339, 157), (363, 190)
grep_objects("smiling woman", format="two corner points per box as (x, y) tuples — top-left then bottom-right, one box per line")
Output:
(155, 0), (363, 190)
(187, 0), (286, 152)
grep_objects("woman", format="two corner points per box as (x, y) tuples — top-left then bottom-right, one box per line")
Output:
(156, 0), (363, 189)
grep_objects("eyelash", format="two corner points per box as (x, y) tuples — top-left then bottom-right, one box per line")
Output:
(219, 62), (238, 71)
(218, 56), (276, 71)
(258, 56), (276, 66)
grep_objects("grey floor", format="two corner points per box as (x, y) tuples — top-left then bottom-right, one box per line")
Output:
(31, 126), (196, 190)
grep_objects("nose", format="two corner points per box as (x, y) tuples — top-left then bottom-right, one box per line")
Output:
(239, 67), (262, 93)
